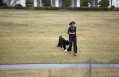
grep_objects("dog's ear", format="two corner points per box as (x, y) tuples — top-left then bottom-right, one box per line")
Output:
(59, 36), (62, 38)
(59, 36), (61, 38)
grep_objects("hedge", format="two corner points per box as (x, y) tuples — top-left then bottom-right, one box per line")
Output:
(67, 7), (117, 11)
(0, 6), (26, 9)
(0, 6), (119, 11)
(34, 7), (60, 10)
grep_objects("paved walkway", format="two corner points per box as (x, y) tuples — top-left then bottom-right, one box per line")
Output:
(0, 64), (119, 70)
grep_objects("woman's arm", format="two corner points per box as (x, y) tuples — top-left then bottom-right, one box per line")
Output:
(69, 32), (76, 34)
(68, 26), (76, 34)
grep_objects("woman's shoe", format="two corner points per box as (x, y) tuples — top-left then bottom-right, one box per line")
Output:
(73, 53), (77, 56)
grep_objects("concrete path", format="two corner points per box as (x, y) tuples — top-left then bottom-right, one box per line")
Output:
(0, 64), (119, 70)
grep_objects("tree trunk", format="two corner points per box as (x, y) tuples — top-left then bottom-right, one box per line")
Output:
(62, 0), (66, 9)
(12, 0), (18, 6)
(8, 0), (12, 6)
(8, 0), (10, 6)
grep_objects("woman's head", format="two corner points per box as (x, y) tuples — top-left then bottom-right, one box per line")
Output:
(69, 21), (75, 26)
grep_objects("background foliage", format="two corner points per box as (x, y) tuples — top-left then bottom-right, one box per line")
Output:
(42, 0), (51, 6)
(66, 0), (71, 7)
(99, 0), (109, 7)
(81, 0), (90, 7)
(0, 0), (2, 6)
(26, 0), (33, 7)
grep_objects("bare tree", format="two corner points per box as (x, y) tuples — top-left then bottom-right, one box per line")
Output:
(3, 0), (12, 6)
(4, 0), (19, 6)
(12, 0), (19, 6)
(8, 0), (12, 6)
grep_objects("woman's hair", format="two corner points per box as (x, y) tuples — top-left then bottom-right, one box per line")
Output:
(69, 21), (75, 25)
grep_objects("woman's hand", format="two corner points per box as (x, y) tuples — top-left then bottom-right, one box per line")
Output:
(69, 32), (76, 34)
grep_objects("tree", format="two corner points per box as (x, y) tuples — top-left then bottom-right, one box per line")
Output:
(8, 0), (12, 6)
(26, 0), (33, 4)
(66, 0), (71, 7)
(42, 0), (51, 6)
(12, 0), (19, 6)
(62, 0), (66, 9)
(99, 0), (109, 7)
(26, 0), (33, 7)
(0, 0), (2, 6)
(3, 0), (19, 6)
(81, 0), (90, 7)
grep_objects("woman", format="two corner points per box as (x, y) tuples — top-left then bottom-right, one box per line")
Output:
(67, 21), (77, 56)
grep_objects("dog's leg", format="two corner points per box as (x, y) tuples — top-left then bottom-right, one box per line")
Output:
(63, 42), (67, 51)
(57, 39), (60, 47)
(64, 49), (67, 51)
(61, 44), (63, 49)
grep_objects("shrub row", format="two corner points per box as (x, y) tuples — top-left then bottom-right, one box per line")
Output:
(67, 7), (118, 11)
(0, 6), (60, 10)
(0, 6), (119, 11)
(0, 6), (25, 9)
(34, 7), (60, 10)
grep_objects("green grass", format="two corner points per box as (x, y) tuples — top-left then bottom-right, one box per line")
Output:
(0, 9), (119, 64)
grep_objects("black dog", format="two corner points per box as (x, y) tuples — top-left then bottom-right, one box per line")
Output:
(57, 36), (69, 51)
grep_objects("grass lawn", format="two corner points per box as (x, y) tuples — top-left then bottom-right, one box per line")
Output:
(0, 9), (119, 64)
(0, 68), (119, 77)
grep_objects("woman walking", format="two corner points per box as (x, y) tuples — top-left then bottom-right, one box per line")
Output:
(67, 21), (77, 56)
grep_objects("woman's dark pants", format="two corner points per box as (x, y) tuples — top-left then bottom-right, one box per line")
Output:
(68, 34), (77, 53)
